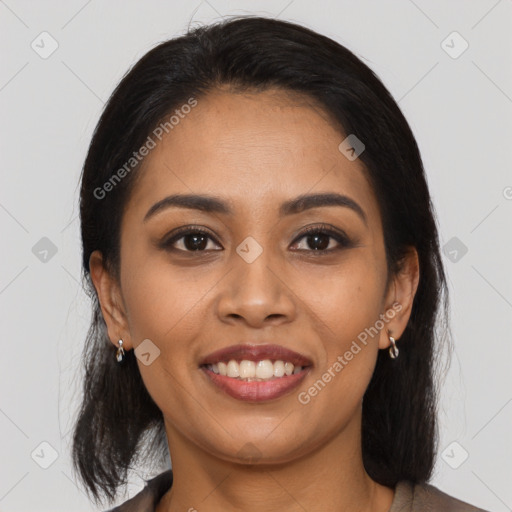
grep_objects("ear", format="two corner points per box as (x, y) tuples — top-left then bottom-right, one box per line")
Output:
(378, 246), (420, 350)
(89, 250), (133, 351)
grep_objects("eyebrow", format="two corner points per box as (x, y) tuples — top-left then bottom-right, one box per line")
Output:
(143, 192), (367, 226)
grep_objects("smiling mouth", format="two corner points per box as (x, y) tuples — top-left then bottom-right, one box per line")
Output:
(200, 359), (309, 381)
(198, 343), (313, 401)
(199, 359), (312, 402)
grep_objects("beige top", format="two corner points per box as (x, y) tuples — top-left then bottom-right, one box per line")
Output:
(106, 470), (489, 511)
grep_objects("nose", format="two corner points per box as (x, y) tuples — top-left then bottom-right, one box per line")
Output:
(215, 248), (296, 328)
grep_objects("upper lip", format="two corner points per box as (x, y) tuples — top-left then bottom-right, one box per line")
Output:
(200, 343), (313, 367)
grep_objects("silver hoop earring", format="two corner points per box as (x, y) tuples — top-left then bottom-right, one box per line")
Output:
(388, 334), (399, 359)
(116, 339), (126, 364)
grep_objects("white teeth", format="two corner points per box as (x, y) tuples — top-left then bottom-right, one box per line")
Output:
(256, 359), (274, 379)
(227, 360), (240, 378)
(239, 360), (256, 379)
(218, 361), (227, 376)
(207, 359), (305, 380)
(273, 360), (285, 377)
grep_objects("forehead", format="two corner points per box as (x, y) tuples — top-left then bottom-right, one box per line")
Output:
(126, 88), (380, 223)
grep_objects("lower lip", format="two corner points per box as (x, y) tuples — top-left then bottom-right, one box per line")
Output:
(200, 366), (310, 402)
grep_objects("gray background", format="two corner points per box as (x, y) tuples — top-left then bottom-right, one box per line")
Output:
(1, 1), (511, 511)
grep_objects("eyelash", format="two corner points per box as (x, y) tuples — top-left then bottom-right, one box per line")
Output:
(159, 224), (354, 255)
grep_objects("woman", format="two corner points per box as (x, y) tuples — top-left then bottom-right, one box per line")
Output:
(72, 16), (488, 512)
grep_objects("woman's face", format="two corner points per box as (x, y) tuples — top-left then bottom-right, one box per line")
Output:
(93, 88), (417, 465)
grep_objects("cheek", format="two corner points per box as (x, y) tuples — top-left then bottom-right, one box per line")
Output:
(295, 284), (381, 436)
(119, 256), (210, 425)
(294, 255), (386, 346)
(293, 256), (385, 403)
(120, 250), (214, 343)
(119, 249), (221, 393)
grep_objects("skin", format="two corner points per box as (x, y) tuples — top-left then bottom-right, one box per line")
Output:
(90, 87), (420, 512)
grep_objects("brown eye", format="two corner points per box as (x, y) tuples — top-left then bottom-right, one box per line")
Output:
(160, 227), (222, 252)
(291, 224), (353, 253)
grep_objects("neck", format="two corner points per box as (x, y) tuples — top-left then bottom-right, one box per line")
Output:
(157, 409), (394, 512)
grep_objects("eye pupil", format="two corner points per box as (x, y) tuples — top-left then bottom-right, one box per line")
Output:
(307, 233), (330, 250)
(185, 234), (208, 251)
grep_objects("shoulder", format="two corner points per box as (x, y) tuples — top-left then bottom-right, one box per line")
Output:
(103, 470), (173, 512)
(391, 480), (490, 512)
